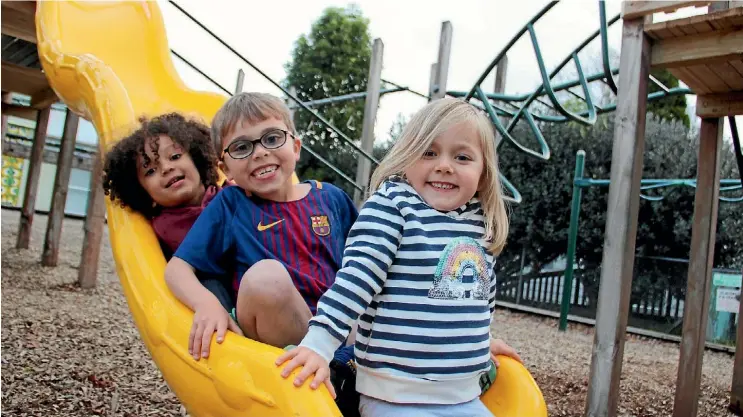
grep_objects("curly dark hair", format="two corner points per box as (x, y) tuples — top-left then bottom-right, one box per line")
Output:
(102, 113), (219, 219)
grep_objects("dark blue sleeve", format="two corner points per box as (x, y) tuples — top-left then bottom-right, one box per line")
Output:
(174, 189), (236, 275)
(331, 184), (359, 239)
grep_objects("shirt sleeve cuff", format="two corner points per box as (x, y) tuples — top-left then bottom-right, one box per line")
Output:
(299, 326), (342, 363)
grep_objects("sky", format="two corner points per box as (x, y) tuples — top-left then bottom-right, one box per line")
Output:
(58, 0), (739, 148)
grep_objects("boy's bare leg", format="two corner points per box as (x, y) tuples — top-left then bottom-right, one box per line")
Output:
(236, 260), (312, 348)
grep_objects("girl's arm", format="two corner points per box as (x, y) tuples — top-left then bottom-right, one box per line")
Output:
(276, 186), (404, 388)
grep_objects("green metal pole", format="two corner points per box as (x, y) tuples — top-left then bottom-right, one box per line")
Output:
(559, 150), (586, 331)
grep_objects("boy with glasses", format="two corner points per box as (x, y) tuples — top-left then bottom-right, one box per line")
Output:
(165, 92), (359, 404)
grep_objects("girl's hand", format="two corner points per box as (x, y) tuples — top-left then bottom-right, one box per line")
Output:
(189, 297), (243, 360)
(490, 338), (522, 367)
(276, 346), (336, 399)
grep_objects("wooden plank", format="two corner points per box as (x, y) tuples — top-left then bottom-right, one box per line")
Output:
(585, 17), (651, 417)
(709, 62), (743, 90)
(672, 117), (723, 417)
(688, 64), (734, 92)
(493, 54), (508, 145)
(353, 38), (383, 206)
(646, 26), (677, 40)
(1, 61), (49, 96)
(645, 6), (743, 33)
(731, 60), (743, 76)
(16, 105), (50, 249)
(670, 67), (714, 93)
(431, 21), (452, 100)
(651, 29), (743, 69)
(428, 63), (437, 100)
(0, 2), (38, 44)
(696, 91), (743, 117)
(731, 267), (743, 414)
(77, 152), (105, 289)
(30, 87), (59, 109)
(2, 138), (95, 171)
(623, 1), (711, 20)
(41, 109), (79, 266)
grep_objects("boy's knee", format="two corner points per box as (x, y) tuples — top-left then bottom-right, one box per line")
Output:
(240, 260), (295, 304)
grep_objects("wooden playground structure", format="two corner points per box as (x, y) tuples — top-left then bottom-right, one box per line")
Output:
(1, 1), (743, 416)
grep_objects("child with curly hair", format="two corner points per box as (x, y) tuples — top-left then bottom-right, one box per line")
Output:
(103, 112), (238, 325)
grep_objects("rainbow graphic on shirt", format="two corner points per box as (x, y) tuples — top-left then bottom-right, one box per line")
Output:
(429, 237), (490, 300)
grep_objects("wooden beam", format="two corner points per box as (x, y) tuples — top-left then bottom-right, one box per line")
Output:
(644, 7), (743, 38)
(2, 138), (96, 171)
(585, 16), (651, 417)
(696, 91), (743, 117)
(428, 62), (437, 101)
(651, 29), (743, 69)
(673, 117), (723, 417)
(30, 87), (58, 109)
(2, 61), (50, 96)
(353, 38), (383, 206)
(493, 55), (509, 146)
(41, 109), (79, 266)
(16, 105), (51, 249)
(431, 21), (452, 100)
(622, 1), (711, 20)
(731, 268), (743, 415)
(78, 152), (106, 289)
(1, 1), (38, 44)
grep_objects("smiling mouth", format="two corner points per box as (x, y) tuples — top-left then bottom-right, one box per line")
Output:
(165, 175), (185, 188)
(252, 165), (279, 178)
(428, 181), (457, 190)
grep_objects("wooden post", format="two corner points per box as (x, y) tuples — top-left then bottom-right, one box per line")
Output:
(77, 151), (106, 288)
(353, 38), (383, 206)
(41, 109), (79, 266)
(16, 106), (52, 249)
(585, 16), (650, 417)
(430, 21), (452, 100)
(672, 117), (723, 417)
(1, 92), (11, 151)
(234, 69), (245, 94)
(428, 63), (438, 101)
(731, 267), (743, 415)
(493, 55), (509, 145)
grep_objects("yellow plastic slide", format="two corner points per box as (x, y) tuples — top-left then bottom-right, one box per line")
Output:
(35, 2), (547, 416)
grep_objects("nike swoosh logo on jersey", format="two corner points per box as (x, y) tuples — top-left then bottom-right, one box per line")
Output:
(257, 219), (284, 231)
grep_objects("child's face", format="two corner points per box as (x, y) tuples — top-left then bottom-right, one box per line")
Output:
(219, 117), (300, 201)
(403, 122), (484, 212)
(136, 135), (205, 208)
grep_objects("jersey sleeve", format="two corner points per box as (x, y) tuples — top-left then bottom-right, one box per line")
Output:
(300, 184), (404, 362)
(332, 184), (359, 238)
(173, 188), (236, 276)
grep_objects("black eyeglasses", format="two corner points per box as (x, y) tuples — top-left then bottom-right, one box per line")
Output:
(222, 129), (291, 160)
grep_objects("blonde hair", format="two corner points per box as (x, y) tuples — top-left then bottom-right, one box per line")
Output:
(211, 92), (296, 154)
(370, 98), (509, 254)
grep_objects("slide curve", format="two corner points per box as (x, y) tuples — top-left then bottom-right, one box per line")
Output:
(34, 2), (547, 416)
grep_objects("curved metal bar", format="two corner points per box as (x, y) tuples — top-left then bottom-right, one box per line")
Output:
(463, 1), (559, 100)
(528, 25), (597, 124)
(499, 172), (522, 204)
(476, 86), (550, 160)
(599, 0), (618, 94)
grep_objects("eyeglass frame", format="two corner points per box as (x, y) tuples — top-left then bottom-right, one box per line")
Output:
(221, 128), (294, 160)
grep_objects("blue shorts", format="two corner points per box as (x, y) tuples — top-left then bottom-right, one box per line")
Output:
(359, 395), (493, 417)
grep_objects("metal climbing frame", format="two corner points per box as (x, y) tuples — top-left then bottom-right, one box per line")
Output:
(449, 1), (695, 203)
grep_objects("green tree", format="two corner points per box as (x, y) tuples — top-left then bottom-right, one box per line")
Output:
(647, 69), (690, 129)
(497, 115), (741, 308)
(284, 5), (373, 196)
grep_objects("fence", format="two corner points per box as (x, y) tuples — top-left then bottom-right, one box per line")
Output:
(496, 256), (739, 347)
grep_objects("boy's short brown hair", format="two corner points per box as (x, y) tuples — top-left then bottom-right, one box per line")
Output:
(211, 92), (296, 155)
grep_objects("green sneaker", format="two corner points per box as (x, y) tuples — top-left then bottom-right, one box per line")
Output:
(479, 359), (497, 394)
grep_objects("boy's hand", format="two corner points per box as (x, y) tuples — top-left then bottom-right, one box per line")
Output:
(276, 346), (336, 399)
(189, 297), (243, 360)
(490, 338), (522, 368)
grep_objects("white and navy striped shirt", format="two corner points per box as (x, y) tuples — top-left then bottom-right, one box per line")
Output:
(301, 180), (497, 404)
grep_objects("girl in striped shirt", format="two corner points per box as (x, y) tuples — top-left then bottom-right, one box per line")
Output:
(277, 98), (521, 417)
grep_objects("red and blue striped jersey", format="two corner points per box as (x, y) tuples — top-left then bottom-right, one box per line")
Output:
(175, 181), (358, 313)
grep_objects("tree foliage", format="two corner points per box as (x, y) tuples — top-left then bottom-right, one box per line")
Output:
(284, 5), (373, 195)
(497, 115), (742, 306)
